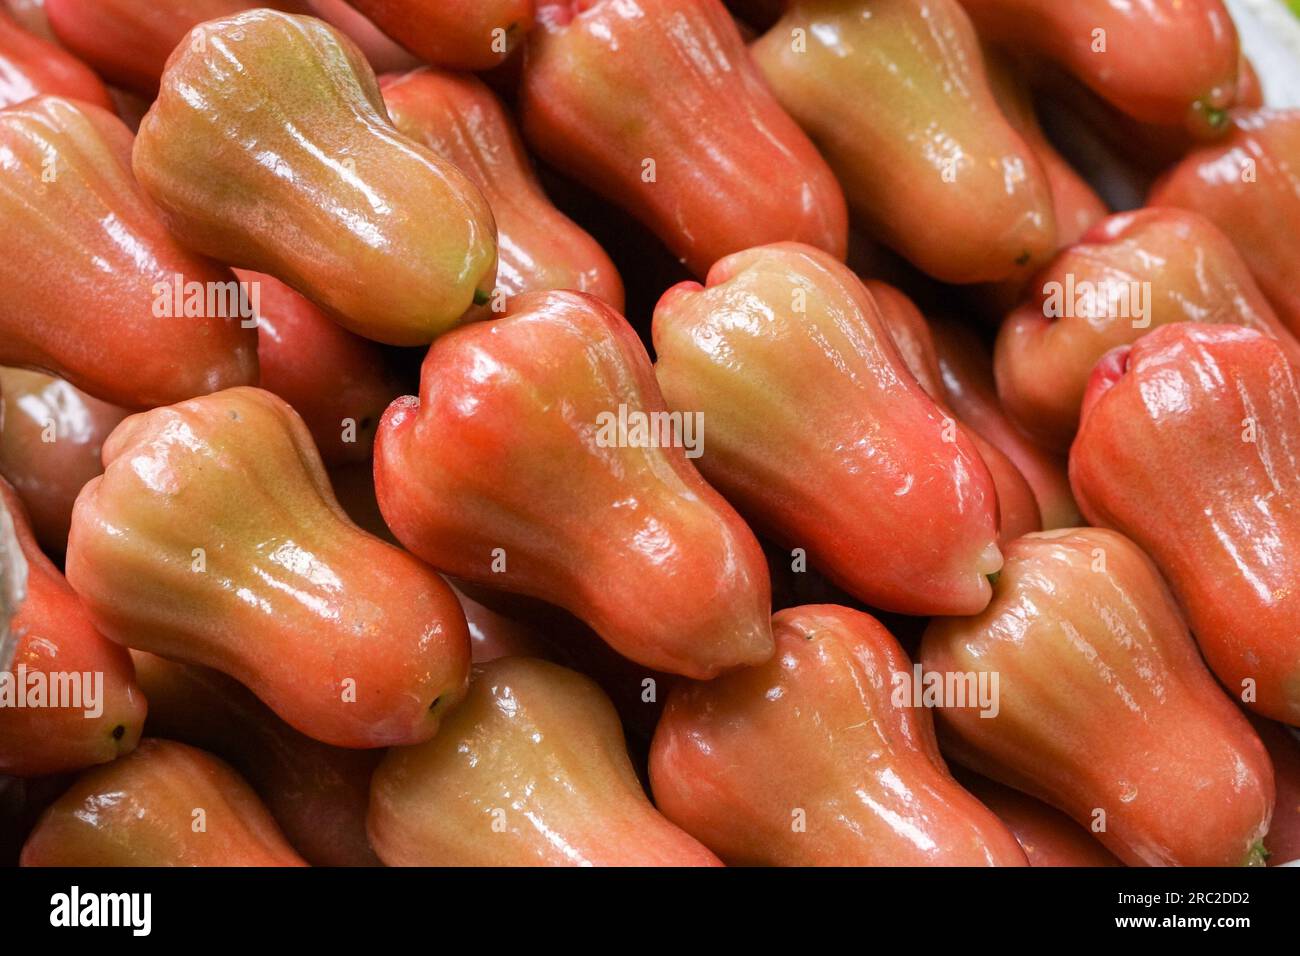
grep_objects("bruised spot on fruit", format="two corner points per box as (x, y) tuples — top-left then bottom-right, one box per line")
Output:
(1015, 252), (1031, 266)
(111, 724), (126, 740)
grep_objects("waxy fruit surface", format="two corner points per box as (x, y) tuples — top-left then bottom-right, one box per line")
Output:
(66, 387), (471, 749)
(375, 290), (774, 679)
(1071, 323), (1300, 726)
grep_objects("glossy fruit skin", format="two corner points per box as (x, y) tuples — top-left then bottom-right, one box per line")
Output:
(955, 771), (1123, 867)
(869, 280), (1041, 545)
(929, 317), (1079, 529)
(347, 0), (534, 70)
(450, 583), (674, 745)
(922, 527), (1274, 867)
(996, 208), (1300, 452)
(130, 651), (381, 867)
(652, 243), (1002, 616)
(381, 67), (624, 314)
(520, 0), (847, 278)
(131, 9), (498, 347)
(374, 290), (773, 679)
(1037, 50), (1264, 180)
(1149, 110), (1300, 339)
(4, 0), (56, 42)
(1248, 716), (1300, 866)
(959, 0), (1240, 136)
(0, 368), (128, 556)
(1071, 324), (1300, 726)
(0, 478), (145, 777)
(865, 280), (947, 399)
(306, 0), (421, 73)
(964, 431), (1042, 548)
(20, 739), (307, 866)
(983, 45), (1107, 249)
(0, 96), (258, 409)
(369, 657), (722, 867)
(45, 0), (309, 96)
(0, 6), (111, 109)
(452, 586), (552, 664)
(455, 582), (675, 742)
(752, 0), (1055, 284)
(242, 270), (402, 466)
(650, 605), (1028, 866)
(1237, 54), (1263, 109)
(65, 386), (472, 748)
